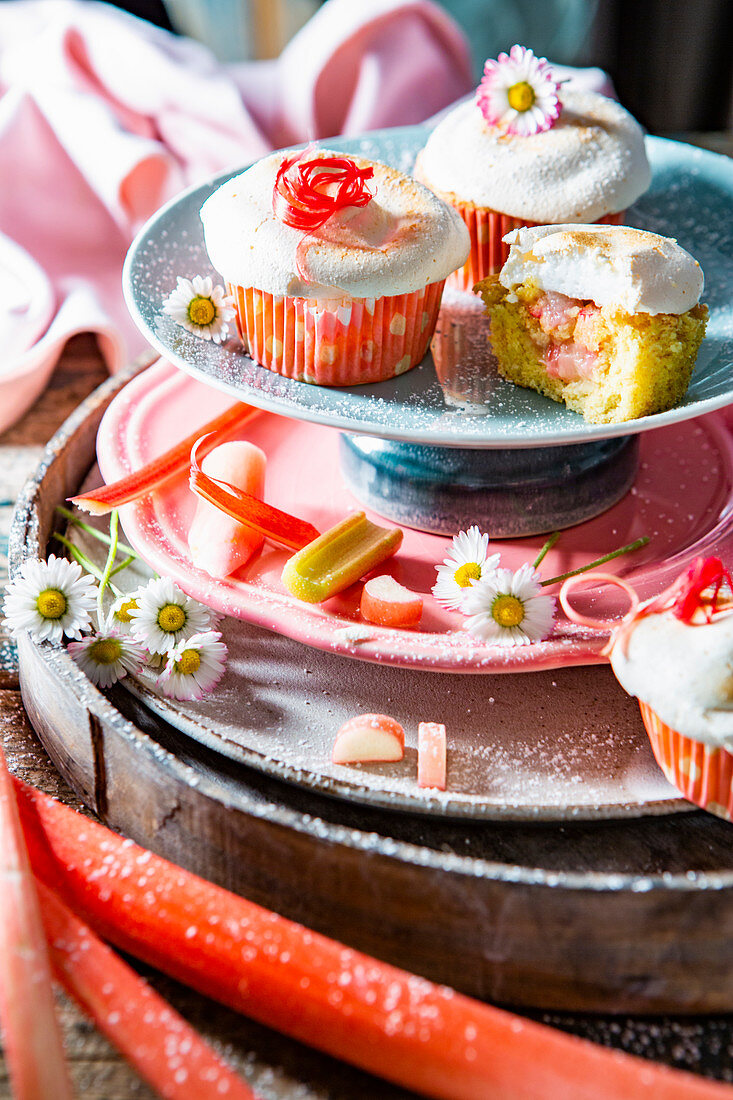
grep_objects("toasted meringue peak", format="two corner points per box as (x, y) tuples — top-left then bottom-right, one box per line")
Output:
(415, 90), (651, 223)
(610, 610), (733, 748)
(201, 149), (469, 300)
(499, 223), (704, 315)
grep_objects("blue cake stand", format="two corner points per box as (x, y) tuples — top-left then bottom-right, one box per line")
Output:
(121, 129), (733, 536)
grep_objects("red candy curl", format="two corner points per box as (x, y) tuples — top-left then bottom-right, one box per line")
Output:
(272, 150), (374, 233)
(655, 556), (733, 624)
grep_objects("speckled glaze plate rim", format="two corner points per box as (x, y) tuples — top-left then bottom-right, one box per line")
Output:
(121, 675), (692, 822)
(122, 129), (733, 448)
(98, 360), (733, 676)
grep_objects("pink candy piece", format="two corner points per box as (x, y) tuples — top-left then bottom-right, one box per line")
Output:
(188, 440), (266, 578)
(331, 714), (405, 764)
(360, 575), (423, 628)
(417, 722), (447, 790)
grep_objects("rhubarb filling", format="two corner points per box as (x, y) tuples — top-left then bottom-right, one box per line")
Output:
(527, 291), (601, 383)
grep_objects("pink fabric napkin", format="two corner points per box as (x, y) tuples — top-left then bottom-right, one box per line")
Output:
(0, 0), (475, 430)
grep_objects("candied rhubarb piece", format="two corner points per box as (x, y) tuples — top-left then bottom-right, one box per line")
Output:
(188, 441), (266, 577)
(281, 512), (402, 603)
(418, 722), (447, 790)
(332, 714), (405, 764)
(360, 574), (423, 627)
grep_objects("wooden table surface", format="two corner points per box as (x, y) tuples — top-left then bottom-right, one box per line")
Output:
(2, 120), (733, 1096)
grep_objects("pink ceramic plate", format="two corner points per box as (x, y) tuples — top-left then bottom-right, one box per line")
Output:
(97, 360), (733, 674)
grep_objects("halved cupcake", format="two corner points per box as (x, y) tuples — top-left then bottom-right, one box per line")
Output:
(475, 224), (707, 424)
(200, 148), (469, 386)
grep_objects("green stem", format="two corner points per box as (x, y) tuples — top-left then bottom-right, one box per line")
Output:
(97, 512), (120, 627)
(540, 536), (650, 587)
(53, 534), (123, 596)
(532, 531), (560, 571)
(109, 556), (135, 579)
(55, 505), (141, 561)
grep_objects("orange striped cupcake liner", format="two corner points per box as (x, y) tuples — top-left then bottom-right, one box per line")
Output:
(445, 204), (625, 294)
(639, 701), (733, 821)
(227, 282), (445, 386)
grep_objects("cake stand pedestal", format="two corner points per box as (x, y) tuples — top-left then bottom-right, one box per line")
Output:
(339, 431), (639, 536)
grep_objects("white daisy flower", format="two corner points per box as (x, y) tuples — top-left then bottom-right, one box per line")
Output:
(128, 577), (213, 654)
(432, 526), (501, 612)
(68, 628), (147, 688)
(105, 591), (143, 633)
(159, 630), (228, 701)
(476, 45), (561, 136)
(462, 563), (556, 647)
(3, 554), (97, 643)
(163, 275), (235, 343)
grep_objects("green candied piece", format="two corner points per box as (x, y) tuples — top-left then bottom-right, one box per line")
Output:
(281, 512), (403, 604)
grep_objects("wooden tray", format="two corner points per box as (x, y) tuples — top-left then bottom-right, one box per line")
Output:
(10, 362), (733, 1015)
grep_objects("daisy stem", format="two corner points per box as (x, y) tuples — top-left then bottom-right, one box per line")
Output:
(539, 536), (650, 587)
(97, 512), (120, 625)
(109, 556), (135, 579)
(52, 534), (123, 597)
(532, 531), (560, 570)
(56, 506), (141, 561)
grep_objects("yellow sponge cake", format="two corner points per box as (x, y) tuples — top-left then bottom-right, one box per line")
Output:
(476, 225), (708, 424)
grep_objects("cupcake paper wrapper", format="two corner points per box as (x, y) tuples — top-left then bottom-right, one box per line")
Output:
(639, 701), (733, 822)
(228, 282), (444, 386)
(445, 204), (625, 293)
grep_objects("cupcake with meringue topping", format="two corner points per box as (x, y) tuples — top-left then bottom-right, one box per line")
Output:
(200, 148), (469, 386)
(584, 559), (733, 822)
(414, 45), (651, 293)
(475, 224), (707, 424)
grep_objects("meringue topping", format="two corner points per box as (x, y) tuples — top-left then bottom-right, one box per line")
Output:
(500, 224), (704, 315)
(201, 149), (470, 300)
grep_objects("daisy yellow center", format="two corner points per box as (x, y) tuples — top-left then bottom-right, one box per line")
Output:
(454, 562), (482, 588)
(36, 588), (67, 621)
(175, 649), (201, 676)
(188, 296), (216, 327)
(158, 603), (186, 633)
(507, 81), (535, 112)
(115, 598), (138, 624)
(88, 638), (122, 665)
(491, 594), (525, 627)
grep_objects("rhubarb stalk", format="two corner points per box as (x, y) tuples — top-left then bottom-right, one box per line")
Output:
(15, 779), (731, 1100)
(71, 403), (258, 515)
(38, 880), (256, 1100)
(0, 755), (73, 1100)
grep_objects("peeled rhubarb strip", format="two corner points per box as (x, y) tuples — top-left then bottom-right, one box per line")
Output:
(0, 750), (74, 1100)
(418, 723), (447, 790)
(16, 778), (731, 1100)
(360, 574), (423, 627)
(39, 882), (256, 1100)
(71, 402), (257, 515)
(332, 713), (405, 764)
(282, 512), (403, 603)
(189, 441), (266, 577)
(190, 437), (319, 551)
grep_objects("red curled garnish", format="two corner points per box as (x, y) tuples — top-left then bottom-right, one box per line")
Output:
(189, 434), (320, 551)
(562, 556), (733, 658)
(272, 150), (374, 233)
(648, 556), (733, 624)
